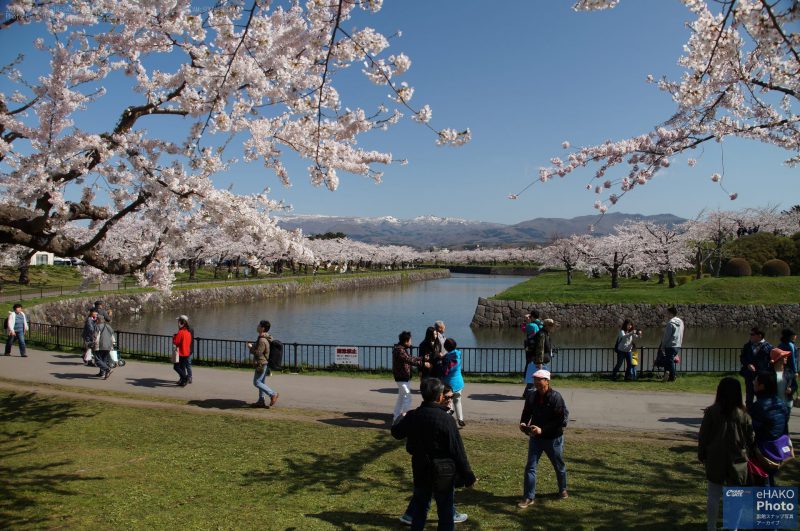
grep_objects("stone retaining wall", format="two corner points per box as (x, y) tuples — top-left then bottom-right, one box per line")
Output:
(27, 270), (450, 326)
(471, 298), (800, 328)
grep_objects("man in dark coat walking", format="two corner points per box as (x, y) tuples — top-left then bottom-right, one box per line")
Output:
(391, 378), (477, 530)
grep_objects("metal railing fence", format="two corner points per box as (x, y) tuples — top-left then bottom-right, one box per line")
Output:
(18, 322), (741, 375)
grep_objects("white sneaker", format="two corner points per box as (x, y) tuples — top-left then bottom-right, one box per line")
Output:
(454, 512), (468, 523)
(398, 514), (412, 525)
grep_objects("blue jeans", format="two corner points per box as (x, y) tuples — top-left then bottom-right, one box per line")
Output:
(173, 356), (190, 383)
(664, 347), (680, 380)
(5, 331), (26, 356)
(409, 485), (455, 531)
(253, 365), (275, 401)
(523, 435), (567, 500)
(186, 354), (193, 380)
(612, 350), (634, 380)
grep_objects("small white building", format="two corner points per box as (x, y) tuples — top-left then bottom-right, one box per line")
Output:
(29, 252), (54, 266)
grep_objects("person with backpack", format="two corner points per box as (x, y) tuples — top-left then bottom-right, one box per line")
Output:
(441, 338), (466, 428)
(246, 319), (279, 408)
(517, 369), (569, 509)
(522, 312), (543, 375)
(172, 316), (192, 387)
(740, 327), (773, 407)
(611, 319), (642, 381)
(4, 303), (29, 357)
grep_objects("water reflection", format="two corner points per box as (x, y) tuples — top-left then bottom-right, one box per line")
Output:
(114, 273), (759, 348)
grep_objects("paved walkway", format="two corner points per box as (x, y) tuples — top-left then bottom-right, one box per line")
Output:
(2, 348), (798, 435)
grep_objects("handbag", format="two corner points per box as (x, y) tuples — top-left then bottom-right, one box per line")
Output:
(747, 458), (769, 486)
(170, 348), (180, 364)
(756, 435), (795, 471)
(674, 354), (681, 365)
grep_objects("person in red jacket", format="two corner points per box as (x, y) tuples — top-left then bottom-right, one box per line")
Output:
(172, 315), (192, 387)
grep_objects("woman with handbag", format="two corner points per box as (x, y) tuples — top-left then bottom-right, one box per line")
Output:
(93, 320), (115, 380)
(698, 377), (755, 531)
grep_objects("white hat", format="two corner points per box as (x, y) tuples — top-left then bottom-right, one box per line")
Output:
(176, 315), (189, 322)
(532, 369), (551, 380)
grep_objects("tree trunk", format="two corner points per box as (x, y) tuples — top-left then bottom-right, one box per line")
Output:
(657, 272), (665, 284)
(668, 270), (676, 288)
(611, 265), (619, 289)
(694, 248), (702, 279)
(566, 267), (572, 286)
(188, 259), (198, 280)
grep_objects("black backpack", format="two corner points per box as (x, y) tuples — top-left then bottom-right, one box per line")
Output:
(268, 338), (283, 370)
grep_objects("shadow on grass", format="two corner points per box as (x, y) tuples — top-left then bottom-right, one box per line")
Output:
(318, 411), (393, 430)
(305, 510), (398, 529)
(0, 393), (101, 528)
(187, 398), (249, 409)
(242, 435), (400, 495)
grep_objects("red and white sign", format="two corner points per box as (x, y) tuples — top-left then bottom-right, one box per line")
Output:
(335, 346), (359, 366)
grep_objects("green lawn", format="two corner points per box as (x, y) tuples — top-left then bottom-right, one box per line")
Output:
(495, 272), (800, 304)
(7, 387), (788, 530)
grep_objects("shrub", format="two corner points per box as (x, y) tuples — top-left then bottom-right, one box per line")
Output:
(762, 259), (791, 277)
(676, 275), (693, 286)
(724, 258), (752, 277)
(724, 232), (796, 274)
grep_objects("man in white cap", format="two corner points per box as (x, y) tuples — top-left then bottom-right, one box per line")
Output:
(517, 369), (569, 509)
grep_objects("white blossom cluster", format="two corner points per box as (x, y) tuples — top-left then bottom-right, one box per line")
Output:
(0, 0), (467, 288)
(516, 0), (798, 210)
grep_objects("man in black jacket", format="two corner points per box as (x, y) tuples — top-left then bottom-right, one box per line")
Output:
(517, 369), (568, 509)
(391, 378), (477, 530)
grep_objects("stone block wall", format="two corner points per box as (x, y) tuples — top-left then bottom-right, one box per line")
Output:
(471, 298), (800, 329)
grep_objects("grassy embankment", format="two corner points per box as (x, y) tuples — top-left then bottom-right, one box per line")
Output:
(3, 386), (768, 530)
(495, 271), (800, 304)
(0, 266), (440, 307)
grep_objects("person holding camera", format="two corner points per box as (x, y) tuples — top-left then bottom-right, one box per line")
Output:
(517, 369), (569, 509)
(612, 319), (642, 381)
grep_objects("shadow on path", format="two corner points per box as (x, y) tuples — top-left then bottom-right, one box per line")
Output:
(318, 411), (393, 430)
(658, 416), (702, 429)
(372, 387), (419, 395)
(125, 377), (178, 388)
(468, 393), (522, 403)
(51, 372), (97, 380)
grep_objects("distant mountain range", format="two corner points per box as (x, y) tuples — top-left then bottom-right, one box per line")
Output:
(276, 213), (686, 249)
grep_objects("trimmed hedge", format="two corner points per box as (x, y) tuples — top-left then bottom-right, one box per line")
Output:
(762, 258), (791, 277)
(724, 257), (752, 277)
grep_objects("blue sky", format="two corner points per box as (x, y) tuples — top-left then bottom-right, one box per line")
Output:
(1, 0), (797, 225)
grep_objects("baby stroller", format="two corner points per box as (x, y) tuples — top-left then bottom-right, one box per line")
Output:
(652, 349), (679, 380)
(108, 348), (127, 368)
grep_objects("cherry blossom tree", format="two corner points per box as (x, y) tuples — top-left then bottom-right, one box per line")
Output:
(622, 221), (693, 287)
(535, 235), (588, 285)
(513, 0), (799, 209)
(0, 0), (467, 287)
(576, 230), (645, 289)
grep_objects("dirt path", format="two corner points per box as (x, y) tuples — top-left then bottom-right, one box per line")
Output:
(3, 348), (798, 437)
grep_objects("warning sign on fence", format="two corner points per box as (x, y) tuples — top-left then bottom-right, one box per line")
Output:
(335, 347), (359, 366)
